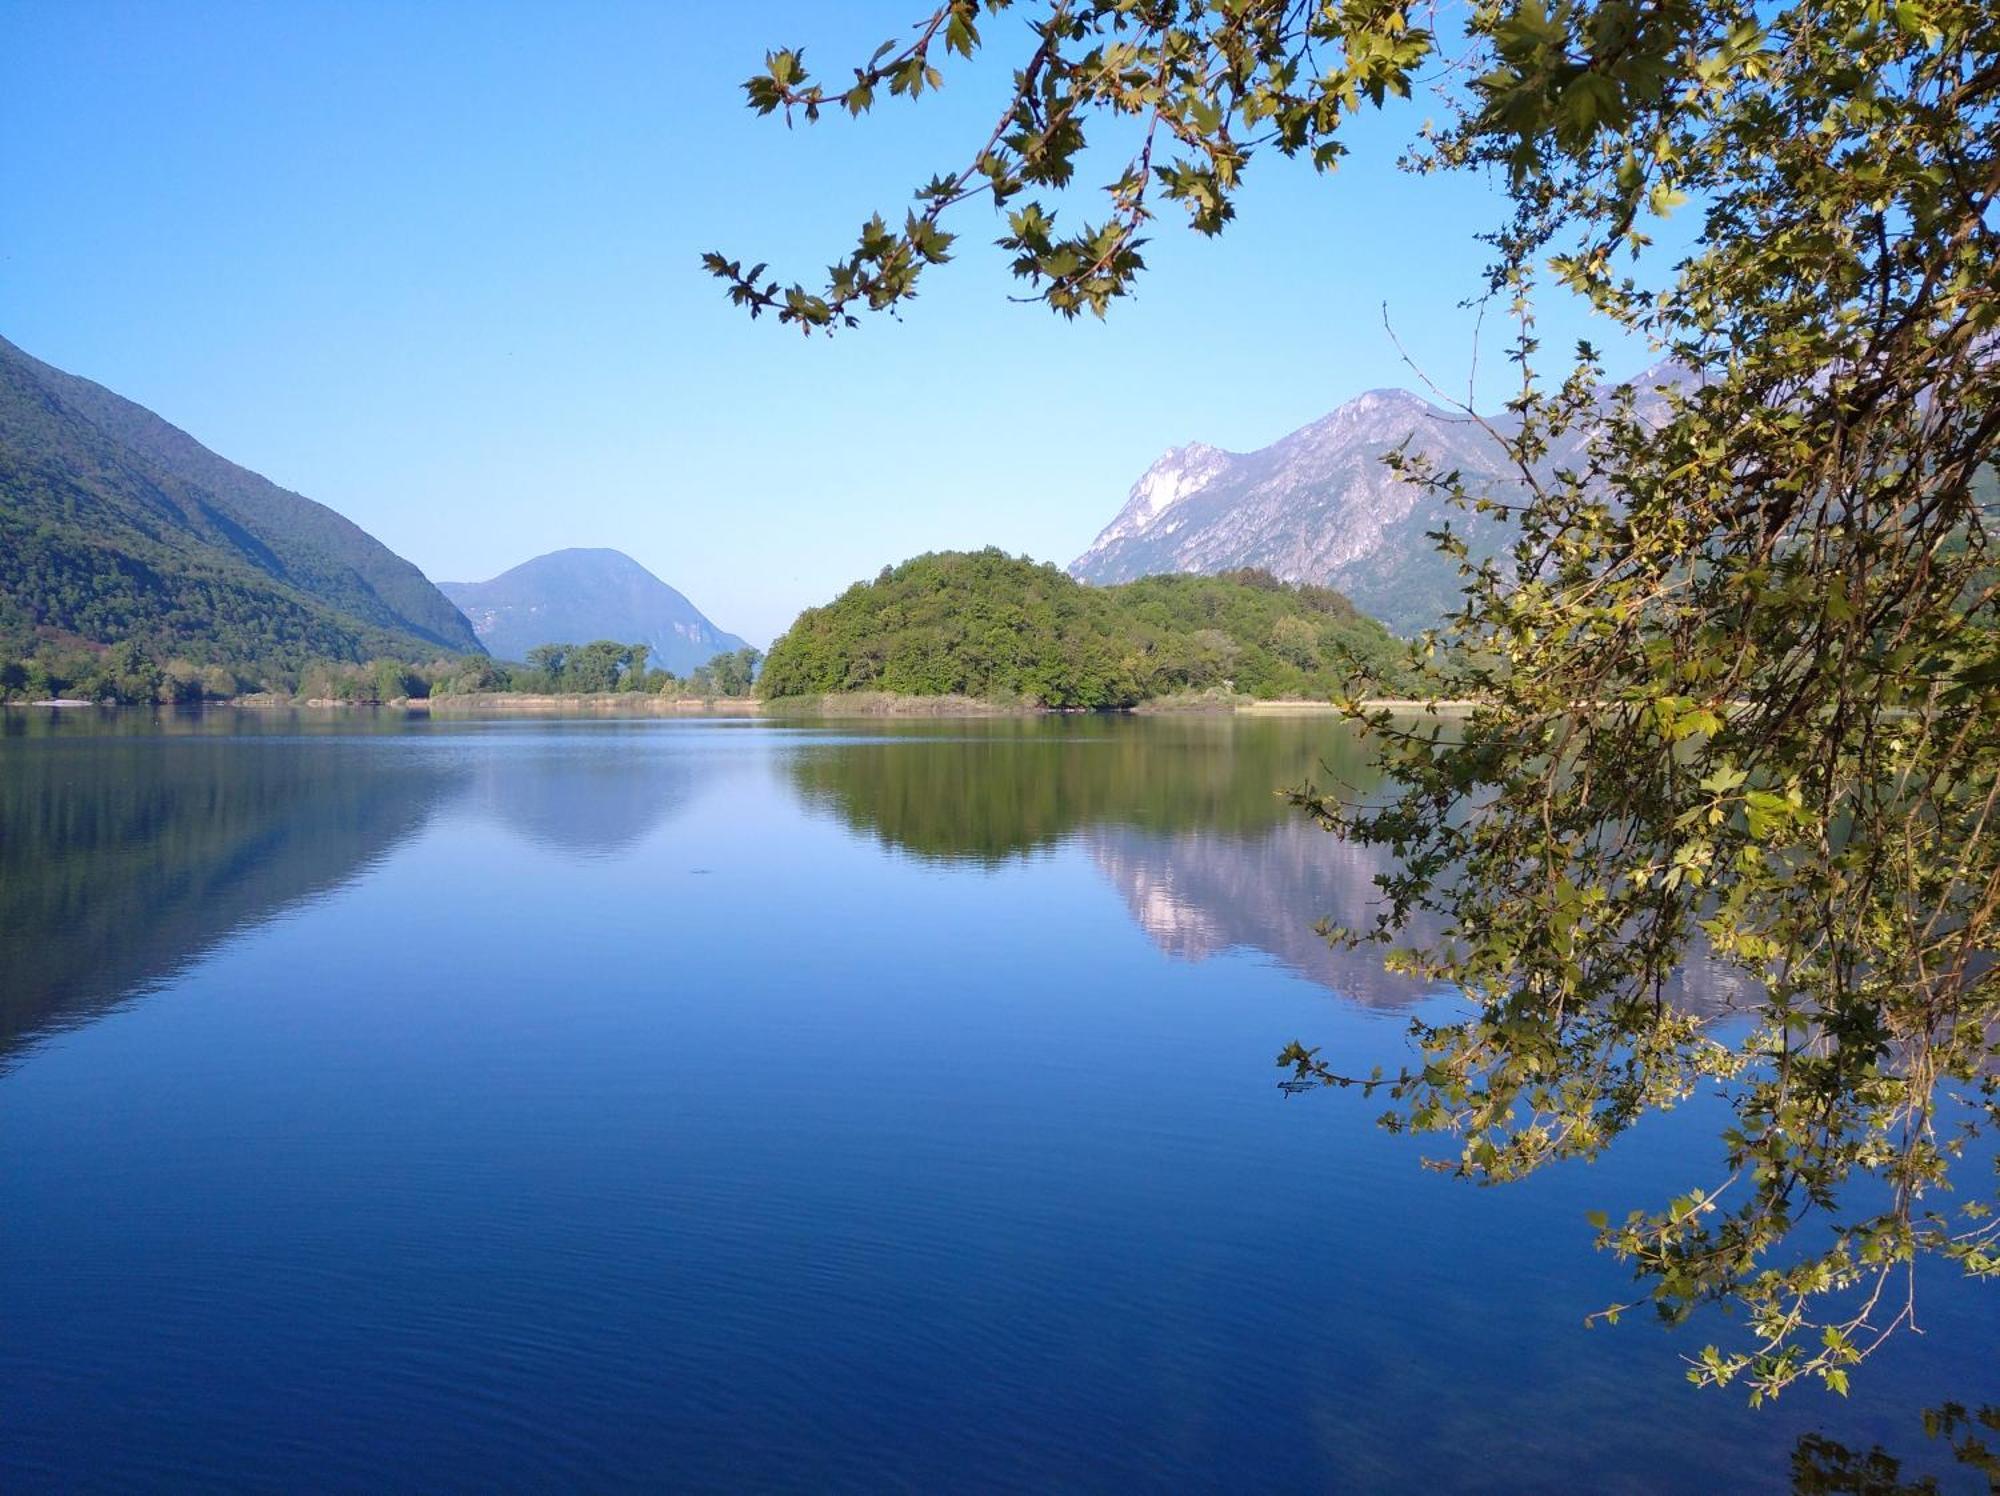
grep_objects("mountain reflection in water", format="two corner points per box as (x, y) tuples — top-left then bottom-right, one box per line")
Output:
(1085, 821), (1434, 1007)
(0, 710), (458, 1065)
(0, 711), (752, 1065)
(461, 732), (709, 859)
(3, 710), (1756, 1072)
(783, 715), (1754, 1016)
(1, 709), (1985, 1493)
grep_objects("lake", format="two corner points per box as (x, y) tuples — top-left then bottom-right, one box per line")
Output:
(1, 709), (1992, 1491)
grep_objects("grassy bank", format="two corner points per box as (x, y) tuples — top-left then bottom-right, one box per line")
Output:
(761, 692), (1033, 717)
(771, 691), (1477, 716)
(1136, 692), (1478, 715)
(423, 693), (762, 713)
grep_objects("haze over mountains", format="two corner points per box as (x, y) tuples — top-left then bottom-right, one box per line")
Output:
(0, 334), (481, 666)
(0, 337), (754, 684)
(441, 549), (749, 672)
(4, 324), (1683, 671)
(1071, 367), (1679, 635)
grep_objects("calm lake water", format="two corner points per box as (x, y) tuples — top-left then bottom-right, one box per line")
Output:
(1, 709), (1992, 1492)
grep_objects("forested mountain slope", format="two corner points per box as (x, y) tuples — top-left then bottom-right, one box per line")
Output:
(0, 334), (480, 669)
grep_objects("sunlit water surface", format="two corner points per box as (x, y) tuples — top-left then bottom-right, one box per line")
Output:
(1, 709), (1991, 1491)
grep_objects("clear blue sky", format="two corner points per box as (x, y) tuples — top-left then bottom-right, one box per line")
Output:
(1, 0), (1647, 645)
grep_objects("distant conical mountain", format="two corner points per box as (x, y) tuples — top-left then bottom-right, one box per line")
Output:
(1070, 367), (1684, 635)
(440, 548), (748, 673)
(0, 333), (482, 664)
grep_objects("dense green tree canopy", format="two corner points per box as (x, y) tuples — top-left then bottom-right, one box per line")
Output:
(717, 0), (2000, 1399)
(757, 548), (1418, 705)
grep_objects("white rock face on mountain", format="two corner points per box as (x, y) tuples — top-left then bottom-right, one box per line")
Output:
(1072, 367), (1685, 635)
(1088, 441), (1234, 548)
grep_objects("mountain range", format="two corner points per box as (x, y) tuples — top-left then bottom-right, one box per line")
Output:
(0, 333), (481, 666)
(441, 548), (749, 673)
(3, 327), (1678, 667)
(1071, 367), (1680, 635)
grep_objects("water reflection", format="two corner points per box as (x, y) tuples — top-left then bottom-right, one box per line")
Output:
(0, 710), (460, 1065)
(0, 710), (1984, 1490)
(1789, 1401), (1999, 1492)
(783, 717), (1438, 1006)
(788, 715), (1758, 1017)
(0, 712), (734, 1064)
(1087, 821), (1435, 1006)
(2, 710), (1753, 1072)
(783, 716), (1369, 860)
(459, 735), (704, 859)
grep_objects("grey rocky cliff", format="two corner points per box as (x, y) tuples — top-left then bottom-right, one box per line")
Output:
(1072, 366), (1685, 635)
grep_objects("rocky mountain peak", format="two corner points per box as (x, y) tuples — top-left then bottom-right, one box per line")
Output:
(1069, 383), (1527, 634)
(1070, 367), (1691, 635)
(1071, 441), (1237, 569)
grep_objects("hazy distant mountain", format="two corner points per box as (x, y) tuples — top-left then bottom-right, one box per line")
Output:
(0, 333), (482, 665)
(1071, 370), (1683, 635)
(441, 548), (748, 672)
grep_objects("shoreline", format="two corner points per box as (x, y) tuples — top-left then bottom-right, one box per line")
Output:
(414, 692), (1474, 717)
(760, 692), (1032, 717)
(7, 693), (1477, 718)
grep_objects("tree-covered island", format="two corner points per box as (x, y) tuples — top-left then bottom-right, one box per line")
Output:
(757, 549), (1421, 707)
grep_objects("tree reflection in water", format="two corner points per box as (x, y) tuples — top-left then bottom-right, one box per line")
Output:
(1790, 1403), (1998, 1494)
(783, 714), (1756, 1016)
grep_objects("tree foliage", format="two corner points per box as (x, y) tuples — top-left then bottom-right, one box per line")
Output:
(717, 0), (2000, 1398)
(756, 548), (1418, 705)
(0, 635), (241, 705)
(0, 518), (447, 683)
(430, 642), (763, 700)
(692, 646), (764, 698)
(0, 635), (764, 706)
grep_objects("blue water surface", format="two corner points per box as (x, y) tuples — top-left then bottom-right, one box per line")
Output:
(0, 710), (1991, 1491)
